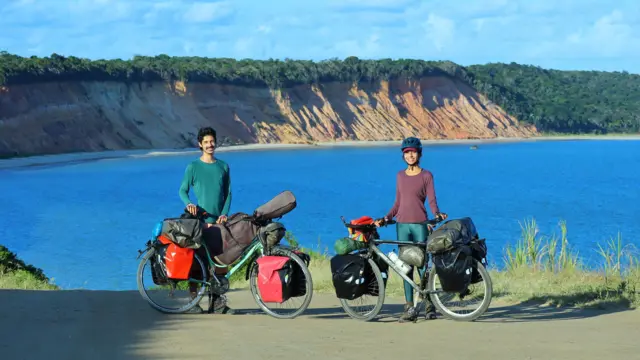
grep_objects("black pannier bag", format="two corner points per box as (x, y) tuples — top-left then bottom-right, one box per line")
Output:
(150, 243), (169, 286)
(431, 246), (473, 293)
(289, 250), (311, 297)
(470, 238), (488, 284)
(160, 218), (204, 249)
(365, 253), (389, 296)
(330, 254), (368, 300)
(426, 217), (478, 254)
(253, 190), (297, 221)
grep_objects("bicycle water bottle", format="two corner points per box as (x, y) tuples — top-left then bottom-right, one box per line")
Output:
(388, 251), (411, 273)
(152, 222), (162, 239)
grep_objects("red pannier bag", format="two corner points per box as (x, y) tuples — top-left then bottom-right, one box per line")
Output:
(157, 234), (194, 280)
(256, 256), (293, 303)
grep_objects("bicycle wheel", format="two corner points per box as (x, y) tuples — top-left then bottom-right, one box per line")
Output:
(137, 246), (208, 314)
(427, 257), (492, 322)
(249, 247), (313, 319)
(338, 257), (386, 322)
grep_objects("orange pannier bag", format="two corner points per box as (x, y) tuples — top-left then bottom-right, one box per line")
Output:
(157, 234), (194, 280)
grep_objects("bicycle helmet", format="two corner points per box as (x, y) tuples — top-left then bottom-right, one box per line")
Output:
(401, 136), (422, 153)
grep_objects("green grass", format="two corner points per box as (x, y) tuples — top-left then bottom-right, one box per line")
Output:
(495, 218), (639, 309)
(258, 218), (640, 310)
(0, 245), (59, 290)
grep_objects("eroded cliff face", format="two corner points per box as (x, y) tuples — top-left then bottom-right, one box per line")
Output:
(0, 76), (537, 157)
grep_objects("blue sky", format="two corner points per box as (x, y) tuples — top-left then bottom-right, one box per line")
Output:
(1, 0), (639, 73)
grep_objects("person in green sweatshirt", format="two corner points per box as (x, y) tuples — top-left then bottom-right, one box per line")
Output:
(178, 126), (234, 314)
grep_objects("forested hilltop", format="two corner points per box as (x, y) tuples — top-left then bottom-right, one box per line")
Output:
(1, 51), (639, 134)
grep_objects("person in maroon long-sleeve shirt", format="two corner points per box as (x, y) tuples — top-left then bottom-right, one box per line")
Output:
(375, 136), (448, 323)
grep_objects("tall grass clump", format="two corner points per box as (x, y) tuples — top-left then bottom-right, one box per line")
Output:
(504, 219), (580, 273)
(496, 219), (639, 309)
(596, 232), (636, 278)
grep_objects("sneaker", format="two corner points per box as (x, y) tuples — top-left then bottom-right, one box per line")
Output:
(208, 295), (237, 315)
(186, 304), (204, 314)
(398, 302), (417, 323)
(212, 305), (236, 315)
(424, 303), (437, 320)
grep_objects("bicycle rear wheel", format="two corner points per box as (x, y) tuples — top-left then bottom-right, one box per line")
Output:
(427, 257), (492, 321)
(137, 246), (208, 314)
(249, 247), (313, 319)
(338, 257), (386, 322)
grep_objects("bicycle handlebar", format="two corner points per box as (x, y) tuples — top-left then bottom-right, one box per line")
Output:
(340, 214), (447, 231)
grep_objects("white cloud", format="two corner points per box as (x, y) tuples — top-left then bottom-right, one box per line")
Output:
(329, 0), (414, 8)
(423, 14), (455, 52)
(206, 41), (217, 53)
(257, 25), (272, 34)
(182, 1), (233, 23)
(333, 33), (381, 58)
(567, 10), (635, 57)
(183, 42), (195, 54)
(526, 9), (639, 61)
(233, 37), (254, 57)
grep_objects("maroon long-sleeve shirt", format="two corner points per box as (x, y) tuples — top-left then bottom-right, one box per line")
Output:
(385, 169), (441, 223)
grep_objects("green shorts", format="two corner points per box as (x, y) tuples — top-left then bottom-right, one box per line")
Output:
(396, 221), (430, 245)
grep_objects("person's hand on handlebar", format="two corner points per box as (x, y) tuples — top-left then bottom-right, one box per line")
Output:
(374, 217), (388, 227)
(216, 215), (228, 224)
(186, 203), (198, 216)
(436, 212), (448, 222)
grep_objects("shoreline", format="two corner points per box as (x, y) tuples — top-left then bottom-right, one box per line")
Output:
(1, 134), (639, 170)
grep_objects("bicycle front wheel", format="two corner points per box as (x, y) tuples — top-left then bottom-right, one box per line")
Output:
(249, 247), (313, 319)
(427, 257), (492, 322)
(338, 257), (386, 322)
(137, 246), (208, 314)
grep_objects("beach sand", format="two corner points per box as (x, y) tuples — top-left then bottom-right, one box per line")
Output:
(1, 135), (639, 170)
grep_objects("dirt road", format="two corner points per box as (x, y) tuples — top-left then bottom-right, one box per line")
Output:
(1, 289), (638, 360)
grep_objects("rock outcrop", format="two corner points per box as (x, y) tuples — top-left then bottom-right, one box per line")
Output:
(0, 75), (537, 157)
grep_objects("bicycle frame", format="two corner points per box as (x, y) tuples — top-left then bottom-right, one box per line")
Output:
(185, 236), (265, 286)
(184, 229), (302, 286)
(366, 241), (434, 297)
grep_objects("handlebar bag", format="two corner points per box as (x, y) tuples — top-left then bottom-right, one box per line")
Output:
(347, 216), (376, 243)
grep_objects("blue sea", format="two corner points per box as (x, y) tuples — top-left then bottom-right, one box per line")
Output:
(1, 140), (639, 290)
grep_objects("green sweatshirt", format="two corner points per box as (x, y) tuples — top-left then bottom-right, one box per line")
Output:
(178, 158), (232, 223)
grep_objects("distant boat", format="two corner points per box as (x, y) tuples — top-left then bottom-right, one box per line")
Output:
(470, 145), (479, 150)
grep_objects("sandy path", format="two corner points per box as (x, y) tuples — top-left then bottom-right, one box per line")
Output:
(2, 135), (639, 170)
(0, 289), (638, 360)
